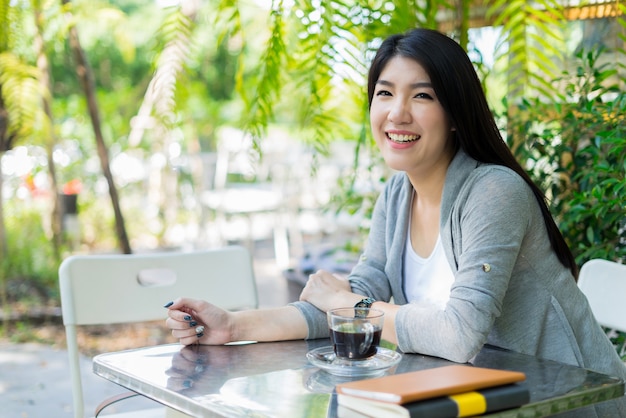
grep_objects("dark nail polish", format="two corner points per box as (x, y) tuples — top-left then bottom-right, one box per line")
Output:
(184, 315), (192, 321)
(189, 321), (197, 327)
(196, 332), (204, 338)
(164, 301), (174, 308)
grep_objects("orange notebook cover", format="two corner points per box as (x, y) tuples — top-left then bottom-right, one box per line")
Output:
(335, 365), (526, 404)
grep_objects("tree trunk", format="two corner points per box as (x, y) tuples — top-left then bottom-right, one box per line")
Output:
(0, 161), (8, 335)
(62, 0), (131, 254)
(33, 2), (62, 259)
(0, 88), (12, 335)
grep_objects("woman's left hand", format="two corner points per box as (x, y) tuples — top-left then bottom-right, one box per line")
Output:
(299, 269), (356, 311)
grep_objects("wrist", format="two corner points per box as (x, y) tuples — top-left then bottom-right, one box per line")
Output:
(354, 296), (376, 309)
(229, 311), (246, 342)
(354, 296), (376, 317)
(340, 293), (369, 309)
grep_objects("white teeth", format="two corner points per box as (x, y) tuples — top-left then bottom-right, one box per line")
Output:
(388, 133), (419, 143)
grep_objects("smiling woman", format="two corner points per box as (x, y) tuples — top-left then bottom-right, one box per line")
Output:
(163, 28), (626, 418)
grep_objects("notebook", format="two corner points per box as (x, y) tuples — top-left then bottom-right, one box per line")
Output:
(335, 364), (526, 404)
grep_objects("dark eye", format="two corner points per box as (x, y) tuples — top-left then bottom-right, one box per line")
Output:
(376, 90), (392, 97)
(415, 92), (434, 100)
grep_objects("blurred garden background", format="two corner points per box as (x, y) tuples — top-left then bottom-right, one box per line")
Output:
(0, 0), (624, 356)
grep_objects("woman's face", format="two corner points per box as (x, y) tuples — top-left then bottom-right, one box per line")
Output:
(370, 56), (455, 178)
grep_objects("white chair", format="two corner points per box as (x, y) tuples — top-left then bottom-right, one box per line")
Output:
(578, 258), (626, 332)
(59, 245), (258, 418)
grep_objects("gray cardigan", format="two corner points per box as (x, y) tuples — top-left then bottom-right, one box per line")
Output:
(291, 150), (625, 415)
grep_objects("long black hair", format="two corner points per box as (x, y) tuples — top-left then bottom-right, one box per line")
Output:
(368, 28), (578, 279)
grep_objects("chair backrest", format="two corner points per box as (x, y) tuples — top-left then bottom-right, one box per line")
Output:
(59, 245), (258, 418)
(578, 258), (626, 332)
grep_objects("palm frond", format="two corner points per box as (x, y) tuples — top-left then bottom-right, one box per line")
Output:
(0, 52), (42, 148)
(213, 0), (242, 42)
(154, 8), (194, 119)
(238, 0), (286, 144)
(128, 4), (197, 146)
(213, 0), (244, 107)
(282, 0), (368, 153)
(0, 0), (9, 52)
(1, 0), (29, 54)
(488, 0), (566, 101)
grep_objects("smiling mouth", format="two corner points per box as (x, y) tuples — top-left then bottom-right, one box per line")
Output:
(387, 133), (420, 143)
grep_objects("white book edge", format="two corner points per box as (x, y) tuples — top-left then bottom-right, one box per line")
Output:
(337, 394), (409, 418)
(338, 387), (402, 403)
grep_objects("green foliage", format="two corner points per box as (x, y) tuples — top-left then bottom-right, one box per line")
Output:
(607, 328), (626, 361)
(504, 35), (625, 373)
(2, 203), (60, 298)
(0, 52), (42, 148)
(1, 0), (31, 56)
(237, 0), (475, 156)
(505, 46), (625, 267)
(1, 321), (37, 344)
(562, 97), (625, 264)
(0, 0), (11, 51)
(239, 2), (287, 143)
(488, 0), (566, 100)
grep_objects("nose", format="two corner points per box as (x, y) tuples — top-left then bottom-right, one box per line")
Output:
(388, 99), (412, 124)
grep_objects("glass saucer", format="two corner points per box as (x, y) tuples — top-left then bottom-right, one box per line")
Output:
(306, 346), (402, 377)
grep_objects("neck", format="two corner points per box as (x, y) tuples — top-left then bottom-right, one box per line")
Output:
(407, 155), (452, 207)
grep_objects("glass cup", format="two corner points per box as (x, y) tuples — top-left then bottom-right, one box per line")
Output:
(327, 307), (384, 361)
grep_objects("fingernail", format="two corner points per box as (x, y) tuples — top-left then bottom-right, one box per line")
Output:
(164, 301), (174, 308)
(183, 380), (193, 388)
(189, 321), (197, 327)
(196, 332), (204, 338)
(195, 326), (205, 334)
(184, 315), (192, 321)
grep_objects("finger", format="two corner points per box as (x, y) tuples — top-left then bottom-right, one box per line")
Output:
(171, 325), (205, 340)
(165, 316), (200, 331)
(178, 333), (204, 346)
(172, 325), (204, 340)
(164, 301), (196, 320)
(165, 298), (208, 313)
(167, 309), (198, 323)
(164, 367), (185, 378)
(332, 273), (349, 281)
(169, 355), (192, 371)
(166, 377), (195, 391)
(164, 298), (185, 309)
(178, 346), (205, 364)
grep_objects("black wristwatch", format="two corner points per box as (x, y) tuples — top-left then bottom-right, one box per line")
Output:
(355, 297), (376, 317)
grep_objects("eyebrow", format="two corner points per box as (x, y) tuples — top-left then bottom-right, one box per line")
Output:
(376, 80), (433, 89)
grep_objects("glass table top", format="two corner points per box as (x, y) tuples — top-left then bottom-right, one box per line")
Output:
(93, 339), (625, 417)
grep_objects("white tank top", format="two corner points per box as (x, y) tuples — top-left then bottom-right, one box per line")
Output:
(403, 227), (455, 309)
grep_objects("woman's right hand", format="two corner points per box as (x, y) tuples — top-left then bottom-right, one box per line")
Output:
(165, 298), (234, 346)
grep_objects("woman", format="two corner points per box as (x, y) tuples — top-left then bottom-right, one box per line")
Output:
(165, 28), (625, 415)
